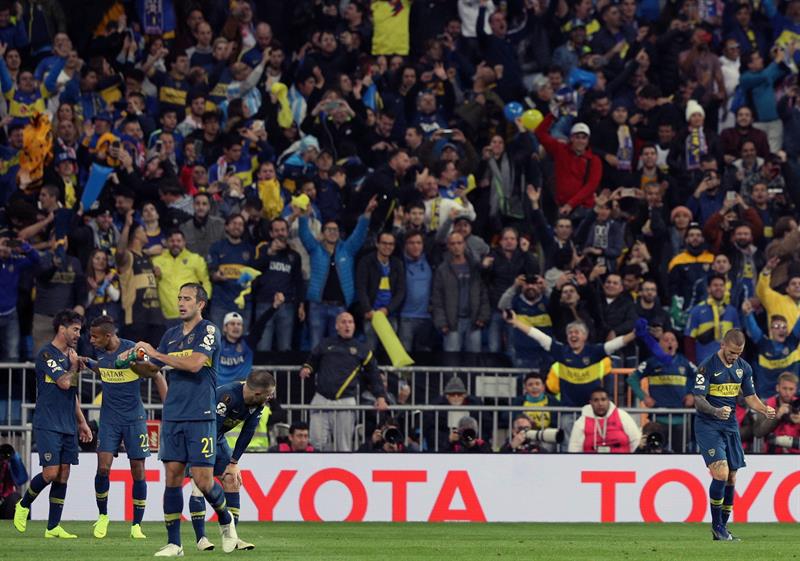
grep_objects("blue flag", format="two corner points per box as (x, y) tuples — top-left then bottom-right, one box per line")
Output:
(80, 163), (114, 212)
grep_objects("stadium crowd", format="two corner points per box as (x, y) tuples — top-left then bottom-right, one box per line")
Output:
(0, 0), (799, 454)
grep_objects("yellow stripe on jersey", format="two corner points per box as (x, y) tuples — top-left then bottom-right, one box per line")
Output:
(98, 367), (140, 383)
(516, 314), (553, 328)
(546, 356), (611, 394)
(648, 375), (687, 386)
(689, 320), (736, 339)
(168, 349), (213, 367)
(159, 87), (187, 107)
(758, 349), (800, 371)
(709, 383), (741, 397)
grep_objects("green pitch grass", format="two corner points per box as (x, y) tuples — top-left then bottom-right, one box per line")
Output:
(1, 521), (798, 560)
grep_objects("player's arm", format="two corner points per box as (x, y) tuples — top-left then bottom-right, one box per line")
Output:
(135, 341), (209, 373)
(231, 409), (262, 461)
(75, 396), (92, 442)
(693, 395), (731, 419)
(148, 371), (168, 402)
(53, 349), (81, 390)
(743, 394), (777, 418)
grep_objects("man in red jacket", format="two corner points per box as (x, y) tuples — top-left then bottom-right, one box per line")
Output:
(536, 114), (603, 217)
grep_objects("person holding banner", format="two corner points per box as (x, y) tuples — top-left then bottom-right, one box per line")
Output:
(299, 312), (389, 451)
(356, 231), (406, 353)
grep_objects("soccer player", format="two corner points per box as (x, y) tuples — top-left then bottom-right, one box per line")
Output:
(133, 283), (238, 557)
(88, 316), (167, 540)
(692, 328), (776, 541)
(189, 369), (276, 551)
(14, 310), (93, 538)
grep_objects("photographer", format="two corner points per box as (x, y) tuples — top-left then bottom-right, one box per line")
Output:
(500, 415), (562, 453)
(635, 422), (672, 454)
(447, 416), (492, 453)
(568, 388), (641, 453)
(358, 417), (409, 453)
(0, 443), (26, 519)
(753, 372), (800, 453)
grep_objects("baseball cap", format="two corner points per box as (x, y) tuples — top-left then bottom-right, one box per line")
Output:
(570, 122), (591, 136)
(223, 312), (243, 326)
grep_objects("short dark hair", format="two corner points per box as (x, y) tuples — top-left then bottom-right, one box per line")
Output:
(404, 231), (424, 244)
(590, 387), (609, 399)
(180, 282), (209, 305)
(225, 213), (244, 226)
(90, 315), (117, 333)
(524, 371), (546, 384)
(167, 228), (185, 239)
(707, 273), (726, 286)
(53, 309), (83, 334)
(289, 421), (309, 434)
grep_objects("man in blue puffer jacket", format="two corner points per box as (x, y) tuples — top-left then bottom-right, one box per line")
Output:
(299, 195), (378, 349)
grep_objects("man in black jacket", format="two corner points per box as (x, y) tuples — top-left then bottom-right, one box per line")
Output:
(352, 148), (418, 236)
(355, 231), (406, 352)
(299, 312), (388, 451)
(591, 272), (638, 359)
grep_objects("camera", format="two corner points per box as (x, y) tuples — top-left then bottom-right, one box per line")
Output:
(643, 431), (664, 453)
(459, 427), (477, 443)
(381, 426), (404, 445)
(525, 428), (564, 444)
(790, 397), (800, 415)
(766, 434), (800, 449)
(502, 308), (513, 321)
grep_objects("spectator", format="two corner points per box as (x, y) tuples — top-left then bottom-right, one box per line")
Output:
(741, 300), (800, 399)
(635, 279), (669, 335)
(752, 372), (800, 454)
(536, 117), (602, 217)
(527, 185), (575, 271)
(116, 211), (163, 346)
(268, 422), (315, 453)
(398, 232), (435, 353)
(497, 274), (551, 370)
(207, 214), (255, 329)
(720, 106), (770, 163)
(180, 193), (225, 259)
(628, 330), (697, 452)
(668, 223), (715, 322)
(299, 197), (377, 350)
(152, 230), (210, 325)
(739, 44), (793, 153)
(0, 237), (38, 360)
(217, 304), (284, 387)
(567, 388), (641, 453)
(356, 231), (406, 352)
(83, 248), (121, 326)
(431, 232), (490, 352)
(425, 376), (488, 452)
(299, 312), (388, 451)
(511, 372), (560, 434)
(758, 256), (800, 332)
(251, 218), (303, 352)
(684, 274), (740, 364)
(592, 272), (638, 344)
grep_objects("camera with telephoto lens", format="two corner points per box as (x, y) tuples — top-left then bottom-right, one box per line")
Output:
(766, 434), (800, 449)
(381, 426), (404, 445)
(643, 431), (665, 453)
(459, 427), (478, 444)
(525, 428), (564, 444)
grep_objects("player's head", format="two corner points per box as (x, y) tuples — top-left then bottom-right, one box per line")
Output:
(777, 372), (798, 403)
(288, 421), (310, 451)
(53, 309), (83, 348)
(589, 388), (611, 417)
(177, 283), (208, 321)
(769, 314), (789, 342)
(720, 328), (745, 364)
(223, 312), (244, 341)
(89, 315), (117, 350)
(565, 321), (589, 350)
(243, 369), (276, 407)
(335, 312), (355, 339)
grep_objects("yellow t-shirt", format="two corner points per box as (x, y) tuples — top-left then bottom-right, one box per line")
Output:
(372, 0), (411, 56)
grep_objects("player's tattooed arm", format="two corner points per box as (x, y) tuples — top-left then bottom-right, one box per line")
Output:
(694, 395), (729, 419)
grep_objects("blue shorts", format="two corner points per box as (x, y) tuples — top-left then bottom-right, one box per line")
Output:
(159, 420), (216, 466)
(186, 435), (232, 477)
(97, 420), (150, 460)
(35, 428), (79, 467)
(695, 421), (746, 471)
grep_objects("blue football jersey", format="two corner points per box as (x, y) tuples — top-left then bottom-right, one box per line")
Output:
(97, 338), (146, 424)
(33, 344), (77, 434)
(157, 319), (221, 421)
(693, 352), (755, 430)
(215, 381), (262, 438)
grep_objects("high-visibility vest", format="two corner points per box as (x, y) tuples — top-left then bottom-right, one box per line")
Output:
(225, 406), (271, 452)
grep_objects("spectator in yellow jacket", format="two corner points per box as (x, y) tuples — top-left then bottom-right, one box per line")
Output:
(153, 229), (211, 322)
(757, 256), (800, 330)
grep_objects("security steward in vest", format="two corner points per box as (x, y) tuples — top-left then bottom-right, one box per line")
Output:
(299, 312), (389, 451)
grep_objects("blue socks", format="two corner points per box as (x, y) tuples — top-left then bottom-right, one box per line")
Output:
(225, 492), (240, 525)
(47, 482), (67, 530)
(21, 473), (48, 508)
(95, 474), (109, 515)
(204, 482), (232, 526)
(132, 479), (147, 525)
(163, 486), (183, 546)
(721, 484), (735, 526)
(189, 495), (206, 542)
(709, 479), (725, 527)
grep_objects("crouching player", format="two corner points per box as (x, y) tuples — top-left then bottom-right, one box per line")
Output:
(692, 328), (775, 541)
(190, 369), (275, 551)
(88, 316), (167, 539)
